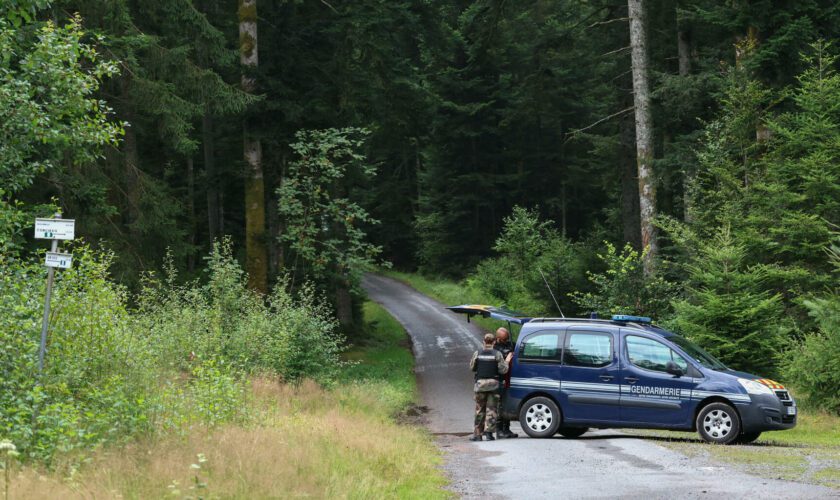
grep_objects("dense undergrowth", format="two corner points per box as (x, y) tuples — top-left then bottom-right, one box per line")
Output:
(3, 301), (449, 499)
(0, 238), (342, 464)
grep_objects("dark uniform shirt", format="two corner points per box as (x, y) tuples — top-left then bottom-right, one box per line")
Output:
(494, 341), (514, 383)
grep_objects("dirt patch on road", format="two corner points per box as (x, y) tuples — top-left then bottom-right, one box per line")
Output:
(436, 434), (507, 499)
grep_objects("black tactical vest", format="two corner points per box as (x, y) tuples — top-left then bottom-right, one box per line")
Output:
(475, 349), (500, 379)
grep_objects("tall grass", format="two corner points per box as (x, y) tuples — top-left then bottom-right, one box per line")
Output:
(0, 238), (342, 463)
(10, 381), (449, 499)
(7, 303), (451, 499)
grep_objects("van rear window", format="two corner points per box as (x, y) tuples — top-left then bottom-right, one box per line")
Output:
(564, 332), (612, 368)
(520, 332), (561, 362)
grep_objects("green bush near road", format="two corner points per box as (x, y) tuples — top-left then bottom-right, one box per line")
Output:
(0, 239), (343, 463)
(5, 299), (450, 498)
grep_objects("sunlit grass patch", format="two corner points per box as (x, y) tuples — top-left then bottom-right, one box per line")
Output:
(10, 381), (449, 499)
(761, 410), (840, 447)
(812, 467), (840, 488)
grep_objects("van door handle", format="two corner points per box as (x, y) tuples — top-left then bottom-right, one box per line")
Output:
(625, 377), (638, 384)
(599, 375), (614, 381)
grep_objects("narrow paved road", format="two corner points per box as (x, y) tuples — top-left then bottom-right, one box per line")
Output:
(363, 273), (837, 499)
(363, 273), (481, 433)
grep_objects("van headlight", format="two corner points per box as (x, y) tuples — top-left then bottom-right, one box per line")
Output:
(738, 378), (774, 395)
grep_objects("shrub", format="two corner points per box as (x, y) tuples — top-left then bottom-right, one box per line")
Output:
(1, 238), (343, 463)
(0, 245), (156, 461)
(470, 206), (589, 315)
(570, 242), (677, 319)
(137, 239), (344, 383)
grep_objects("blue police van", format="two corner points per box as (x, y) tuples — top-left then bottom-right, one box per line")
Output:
(447, 306), (796, 445)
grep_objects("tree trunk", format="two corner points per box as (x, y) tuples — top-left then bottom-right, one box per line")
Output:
(678, 18), (695, 222)
(187, 156), (196, 272)
(119, 76), (141, 236)
(620, 100), (642, 248)
(677, 28), (691, 76)
(239, 0), (268, 293)
(203, 110), (220, 243)
(628, 0), (657, 275)
(335, 285), (353, 330)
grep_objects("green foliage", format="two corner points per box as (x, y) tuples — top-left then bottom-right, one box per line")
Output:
(0, 14), (122, 256)
(0, 246), (158, 461)
(0, 15), (123, 194)
(667, 226), (789, 375)
(137, 238), (344, 383)
(691, 43), (840, 293)
(570, 242), (676, 319)
(278, 128), (383, 290)
(0, 239), (343, 463)
(0, 0), (50, 27)
(784, 241), (840, 414)
(469, 206), (589, 315)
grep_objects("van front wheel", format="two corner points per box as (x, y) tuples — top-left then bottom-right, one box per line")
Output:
(696, 402), (741, 444)
(519, 397), (561, 438)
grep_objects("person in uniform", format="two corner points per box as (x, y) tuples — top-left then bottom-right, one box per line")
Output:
(494, 327), (518, 439)
(469, 333), (509, 441)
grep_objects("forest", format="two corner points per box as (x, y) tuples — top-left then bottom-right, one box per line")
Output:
(1, 0), (840, 480)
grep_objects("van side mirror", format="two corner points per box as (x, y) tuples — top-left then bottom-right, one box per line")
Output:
(666, 361), (684, 377)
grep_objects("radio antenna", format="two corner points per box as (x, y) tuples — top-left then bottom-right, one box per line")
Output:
(538, 267), (565, 318)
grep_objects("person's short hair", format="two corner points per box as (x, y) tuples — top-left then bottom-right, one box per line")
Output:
(484, 333), (495, 344)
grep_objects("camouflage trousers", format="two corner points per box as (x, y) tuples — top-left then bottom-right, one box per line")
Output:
(474, 391), (499, 435)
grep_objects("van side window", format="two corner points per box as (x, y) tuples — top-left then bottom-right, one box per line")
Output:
(519, 332), (561, 363)
(564, 332), (612, 368)
(626, 335), (689, 373)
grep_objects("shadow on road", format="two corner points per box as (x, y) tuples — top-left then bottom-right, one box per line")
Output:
(550, 432), (805, 448)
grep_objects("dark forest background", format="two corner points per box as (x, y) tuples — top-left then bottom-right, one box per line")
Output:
(3, 0), (840, 402)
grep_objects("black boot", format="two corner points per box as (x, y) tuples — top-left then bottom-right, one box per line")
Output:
(469, 434), (482, 442)
(504, 422), (518, 438)
(483, 431), (495, 441)
(497, 422), (518, 439)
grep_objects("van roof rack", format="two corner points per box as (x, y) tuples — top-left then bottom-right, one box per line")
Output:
(528, 317), (615, 324)
(527, 317), (657, 329)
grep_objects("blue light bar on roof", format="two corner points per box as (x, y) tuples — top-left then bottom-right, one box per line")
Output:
(612, 314), (652, 324)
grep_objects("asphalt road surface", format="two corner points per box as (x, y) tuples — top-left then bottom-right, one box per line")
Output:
(363, 273), (838, 499)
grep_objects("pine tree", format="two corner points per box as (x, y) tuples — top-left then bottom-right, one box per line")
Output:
(669, 226), (788, 375)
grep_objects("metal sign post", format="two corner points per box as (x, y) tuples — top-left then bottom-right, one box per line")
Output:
(34, 213), (75, 376)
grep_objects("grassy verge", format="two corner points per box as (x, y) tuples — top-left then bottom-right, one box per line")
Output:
(5, 302), (450, 499)
(625, 411), (840, 490)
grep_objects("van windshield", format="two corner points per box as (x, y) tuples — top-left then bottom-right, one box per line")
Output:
(668, 335), (728, 370)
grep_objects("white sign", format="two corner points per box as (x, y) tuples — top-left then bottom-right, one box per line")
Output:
(34, 218), (75, 240)
(45, 252), (73, 269)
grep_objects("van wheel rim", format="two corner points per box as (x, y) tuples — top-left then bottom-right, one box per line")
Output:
(703, 409), (733, 439)
(526, 403), (553, 432)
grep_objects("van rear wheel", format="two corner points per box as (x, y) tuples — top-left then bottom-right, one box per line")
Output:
(696, 402), (741, 445)
(519, 397), (561, 438)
